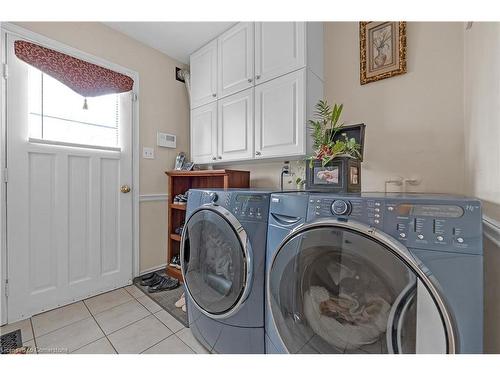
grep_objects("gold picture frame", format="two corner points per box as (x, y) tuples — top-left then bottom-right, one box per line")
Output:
(360, 21), (407, 85)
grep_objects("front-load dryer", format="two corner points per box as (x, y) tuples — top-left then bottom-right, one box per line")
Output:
(265, 192), (483, 354)
(181, 189), (272, 353)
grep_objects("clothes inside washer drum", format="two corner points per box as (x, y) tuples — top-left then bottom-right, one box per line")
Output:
(304, 286), (391, 350)
(205, 273), (233, 295)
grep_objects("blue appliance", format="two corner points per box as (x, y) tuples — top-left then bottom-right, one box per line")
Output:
(181, 189), (272, 353)
(265, 192), (483, 354)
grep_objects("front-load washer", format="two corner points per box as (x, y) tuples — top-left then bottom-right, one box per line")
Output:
(265, 192), (483, 354)
(181, 189), (272, 353)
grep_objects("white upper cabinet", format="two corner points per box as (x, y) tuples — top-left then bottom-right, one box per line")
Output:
(254, 22), (306, 84)
(189, 22), (324, 164)
(217, 88), (254, 162)
(190, 40), (217, 109)
(255, 69), (306, 159)
(191, 102), (217, 164)
(218, 22), (254, 99)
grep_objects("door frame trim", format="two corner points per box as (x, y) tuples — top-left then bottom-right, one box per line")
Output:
(0, 23), (141, 324)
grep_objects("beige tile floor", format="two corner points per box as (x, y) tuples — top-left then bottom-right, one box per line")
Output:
(0, 285), (209, 354)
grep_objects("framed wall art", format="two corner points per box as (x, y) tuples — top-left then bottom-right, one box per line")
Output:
(360, 21), (407, 85)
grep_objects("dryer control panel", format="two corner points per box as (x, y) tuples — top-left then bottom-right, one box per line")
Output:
(199, 190), (270, 223)
(307, 194), (483, 255)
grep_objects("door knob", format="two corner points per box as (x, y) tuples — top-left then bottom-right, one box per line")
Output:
(255, 151), (261, 156)
(212, 156), (217, 161)
(255, 75), (261, 80)
(120, 185), (131, 193)
(248, 78), (253, 83)
(212, 93), (217, 97)
(217, 156), (222, 160)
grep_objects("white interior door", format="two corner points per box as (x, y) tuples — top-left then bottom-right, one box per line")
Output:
(5, 35), (133, 322)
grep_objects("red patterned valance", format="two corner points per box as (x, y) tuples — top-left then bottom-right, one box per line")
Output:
(14, 40), (134, 97)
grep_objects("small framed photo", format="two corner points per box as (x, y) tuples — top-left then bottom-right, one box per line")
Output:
(360, 22), (407, 85)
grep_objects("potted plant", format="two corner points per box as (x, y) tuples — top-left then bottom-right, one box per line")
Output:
(306, 100), (365, 192)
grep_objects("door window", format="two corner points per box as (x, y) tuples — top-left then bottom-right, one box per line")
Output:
(268, 226), (449, 353)
(183, 208), (247, 315)
(28, 65), (121, 148)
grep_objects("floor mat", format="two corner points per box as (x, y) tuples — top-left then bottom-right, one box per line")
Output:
(133, 270), (188, 328)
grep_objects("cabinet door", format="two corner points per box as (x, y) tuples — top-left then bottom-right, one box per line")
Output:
(217, 88), (254, 162)
(255, 69), (305, 158)
(191, 102), (217, 164)
(190, 40), (217, 109)
(255, 22), (305, 84)
(218, 22), (254, 99)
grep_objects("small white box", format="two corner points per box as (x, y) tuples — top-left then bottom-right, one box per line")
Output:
(157, 132), (176, 148)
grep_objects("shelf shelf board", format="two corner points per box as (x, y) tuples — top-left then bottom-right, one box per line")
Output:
(166, 265), (183, 282)
(169, 203), (186, 211)
(170, 234), (181, 242)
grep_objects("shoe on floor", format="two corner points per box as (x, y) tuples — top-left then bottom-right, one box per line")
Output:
(140, 272), (155, 281)
(148, 277), (179, 293)
(175, 294), (185, 308)
(140, 273), (163, 287)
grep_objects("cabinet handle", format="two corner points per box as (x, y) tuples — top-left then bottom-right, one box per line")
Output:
(218, 156), (222, 160)
(212, 93), (217, 97)
(255, 151), (261, 156)
(248, 78), (253, 83)
(255, 75), (261, 80)
(212, 157), (217, 161)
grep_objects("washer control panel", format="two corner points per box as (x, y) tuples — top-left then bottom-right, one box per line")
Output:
(307, 194), (482, 255)
(201, 191), (270, 222)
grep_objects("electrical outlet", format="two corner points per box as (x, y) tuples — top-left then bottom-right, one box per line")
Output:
(143, 147), (154, 159)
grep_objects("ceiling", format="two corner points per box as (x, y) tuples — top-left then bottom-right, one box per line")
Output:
(103, 22), (236, 64)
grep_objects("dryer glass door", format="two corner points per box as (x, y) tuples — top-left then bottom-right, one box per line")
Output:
(182, 207), (249, 318)
(268, 225), (451, 353)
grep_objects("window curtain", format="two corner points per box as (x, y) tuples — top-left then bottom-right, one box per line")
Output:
(14, 40), (134, 97)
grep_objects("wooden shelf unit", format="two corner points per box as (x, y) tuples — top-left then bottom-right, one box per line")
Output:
(165, 169), (250, 281)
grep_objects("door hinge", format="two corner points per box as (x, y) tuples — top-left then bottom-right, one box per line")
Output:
(4, 279), (8, 297)
(131, 92), (138, 102)
(2, 63), (7, 79)
(2, 168), (7, 183)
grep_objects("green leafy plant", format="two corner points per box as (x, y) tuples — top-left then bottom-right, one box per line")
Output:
(308, 100), (361, 167)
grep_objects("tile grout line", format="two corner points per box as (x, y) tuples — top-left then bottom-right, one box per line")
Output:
(81, 299), (118, 354)
(175, 329), (208, 354)
(138, 331), (191, 354)
(136, 313), (177, 354)
(29, 318), (38, 354)
(106, 313), (172, 354)
(32, 294), (134, 341)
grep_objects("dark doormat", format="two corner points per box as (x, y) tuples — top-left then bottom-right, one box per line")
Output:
(133, 269), (188, 328)
(1, 329), (22, 354)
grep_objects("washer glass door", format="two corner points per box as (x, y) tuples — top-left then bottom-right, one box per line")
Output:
(268, 225), (452, 354)
(182, 207), (248, 317)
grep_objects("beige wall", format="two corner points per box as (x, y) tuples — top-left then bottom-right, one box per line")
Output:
(227, 22), (467, 194)
(325, 22), (465, 193)
(14, 22), (190, 273)
(464, 22), (500, 353)
(464, 22), (500, 220)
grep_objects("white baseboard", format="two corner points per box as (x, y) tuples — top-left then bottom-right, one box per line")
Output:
(483, 215), (500, 247)
(139, 194), (168, 202)
(139, 263), (167, 276)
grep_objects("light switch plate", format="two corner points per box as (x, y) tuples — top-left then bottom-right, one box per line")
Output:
(143, 147), (154, 159)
